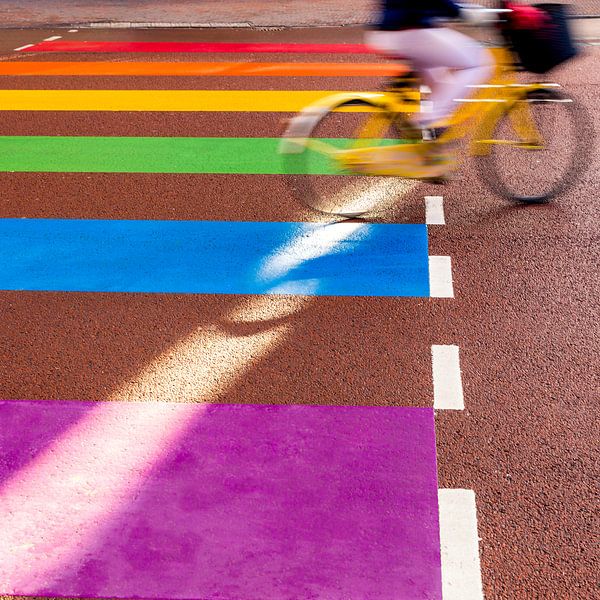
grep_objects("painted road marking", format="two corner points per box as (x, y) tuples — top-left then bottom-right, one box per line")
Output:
(0, 61), (405, 77)
(431, 345), (464, 410)
(23, 40), (375, 53)
(0, 219), (431, 296)
(425, 195), (446, 225)
(0, 89), (402, 113)
(13, 44), (34, 52)
(0, 136), (403, 174)
(43, 36), (63, 42)
(438, 489), (484, 600)
(428, 256), (454, 298)
(0, 400), (442, 599)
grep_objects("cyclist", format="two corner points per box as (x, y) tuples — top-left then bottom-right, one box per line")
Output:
(365, 1), (496, 131)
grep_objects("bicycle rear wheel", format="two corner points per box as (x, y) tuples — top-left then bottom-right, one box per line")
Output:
(281, 99), (418, 217)
(476, 88), (589, 204)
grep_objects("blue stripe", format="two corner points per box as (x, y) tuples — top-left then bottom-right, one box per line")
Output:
(0, 219), (430, 297)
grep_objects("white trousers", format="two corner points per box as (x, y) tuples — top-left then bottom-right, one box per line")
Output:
(365, 28), (495, 125)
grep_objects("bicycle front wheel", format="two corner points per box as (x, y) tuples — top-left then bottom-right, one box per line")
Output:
(281, 98), (417, 217)
(476, 88), (589, 204)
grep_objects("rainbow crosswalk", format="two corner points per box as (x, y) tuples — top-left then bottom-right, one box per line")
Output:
(0, 37), (446, 600)
(0, 135), (376, 174)
(0, 61), (402, 76)
(21, 40), (375, 53)
(0, 219), (430, 296)
(1, 400), (441, 599)
(0, 89), (392, 112)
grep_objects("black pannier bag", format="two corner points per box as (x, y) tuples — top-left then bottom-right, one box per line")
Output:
(504, 3), (579, 73)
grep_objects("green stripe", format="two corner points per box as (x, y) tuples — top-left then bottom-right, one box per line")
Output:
(0, 136), (357, 175)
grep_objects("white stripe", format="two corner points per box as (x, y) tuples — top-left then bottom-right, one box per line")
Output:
(425, 196), (445, 225)
(467, 84), (510, 88)
(527, 99), (573, 103)
(13, 44), (34, 51)
(429, 256), (454, 298)
(68, 29), (79, 33)
(85, 21), (252, 28)
(432, 345), (464, 410)
(467, 83), (560, 88)
(438, 489), (484, 600)
(455, 99), (507, 103)
(43, 36), (62, 42)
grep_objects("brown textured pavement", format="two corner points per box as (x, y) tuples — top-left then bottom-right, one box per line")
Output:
(1, 0), (372, 28)
(0, 0), (599, 28)
(0, 26), (598, 600)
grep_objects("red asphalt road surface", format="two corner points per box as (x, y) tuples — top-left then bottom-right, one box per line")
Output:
(0, 26), (598, 600)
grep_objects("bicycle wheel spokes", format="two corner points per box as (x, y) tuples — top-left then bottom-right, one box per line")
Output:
(283, 100), (414, 216)
(478, 89), (586, 203)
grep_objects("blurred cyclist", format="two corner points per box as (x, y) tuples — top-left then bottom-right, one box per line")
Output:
(365, 1), (495, 130)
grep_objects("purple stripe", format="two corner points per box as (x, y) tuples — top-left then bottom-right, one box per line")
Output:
(0, 401), (442, 599)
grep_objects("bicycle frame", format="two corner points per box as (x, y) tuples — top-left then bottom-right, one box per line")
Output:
(436, 47), (549, 155)
(282, 44), (554, 179)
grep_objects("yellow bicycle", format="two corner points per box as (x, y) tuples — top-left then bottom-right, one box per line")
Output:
(280, 44), (589, 217)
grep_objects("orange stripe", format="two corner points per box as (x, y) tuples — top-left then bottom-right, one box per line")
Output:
(0, 61), (405, 77)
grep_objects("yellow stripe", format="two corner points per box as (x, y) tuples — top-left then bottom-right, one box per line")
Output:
(0, 89), (416, 112)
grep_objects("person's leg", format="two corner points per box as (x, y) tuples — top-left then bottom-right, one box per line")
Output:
(365, 28), (494, 126)
(418, 28), (495, 124)
(364, 29), (414, 59)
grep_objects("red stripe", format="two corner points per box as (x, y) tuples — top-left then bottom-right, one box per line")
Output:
(24, 41), (374, 54)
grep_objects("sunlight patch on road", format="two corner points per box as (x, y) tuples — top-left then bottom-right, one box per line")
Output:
(258, 221), (369, 282)
(0, 401), (200, 591)
(110, 295), (309, 403)
(307, 177), (417, 217)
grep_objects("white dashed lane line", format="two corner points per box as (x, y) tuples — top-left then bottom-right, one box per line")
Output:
(430, 192), (482, 598)
(425, 195), (446, 225)
(438, 489), (484, 600)
(15, 34), (61, 52)
(432, 345), (464, 410)
(429, 255), (454, 298)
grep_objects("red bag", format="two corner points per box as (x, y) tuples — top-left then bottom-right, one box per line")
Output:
(502, 3), (578, 73)
(506, 2), (551, 30)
